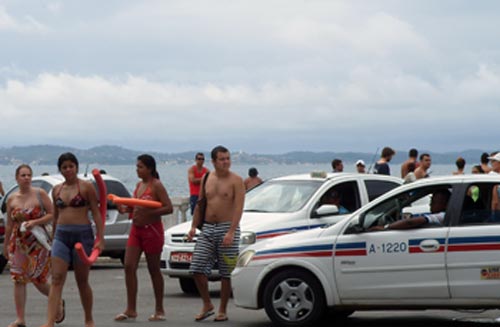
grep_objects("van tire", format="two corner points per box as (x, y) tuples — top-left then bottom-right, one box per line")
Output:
(179, 278), (199, 294)
(263, 269), (326, 327)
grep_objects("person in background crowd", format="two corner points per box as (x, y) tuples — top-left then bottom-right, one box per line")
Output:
(355, 160), (366, 173)
(471, 165), (484, 174)
(244, 167), (263, 190)
(403, 162), (417, 184)
(4, 164), (62, 327)
(401, 148), (418, 178)
(481, 152), (492, 174)
(187, 153), (209, 215)
(488, 153), (500, 212)
(453, 157), (466, 175)
(415, 153), (432, 179)
(115, 154), (173, 322)
(42, 153), (104, 327)
(187, 146), (245, 322)
(0, 180), (5, 196)
(331, 159), (343, 172)
(374, 147), (395, 175)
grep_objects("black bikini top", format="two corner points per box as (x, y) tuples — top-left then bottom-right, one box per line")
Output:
(55, 180), (88, 209)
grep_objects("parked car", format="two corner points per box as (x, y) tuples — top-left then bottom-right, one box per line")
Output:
(232, 175), (500, 327)
(0, 172), (132, 273)
(161, 172), (403, 293)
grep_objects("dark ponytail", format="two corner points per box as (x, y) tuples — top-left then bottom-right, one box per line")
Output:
(137, 154), (160, 179)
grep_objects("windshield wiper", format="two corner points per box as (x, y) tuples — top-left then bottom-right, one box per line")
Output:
(244, 209), (270, 213)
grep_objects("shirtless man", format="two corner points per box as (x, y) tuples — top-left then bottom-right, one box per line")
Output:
(401, 148), (418, 178)
(415, 153), (431, 179)
(244, 167), (263, 190)
(187, 145), (245, 323)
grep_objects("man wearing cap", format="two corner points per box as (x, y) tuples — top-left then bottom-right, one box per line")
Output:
(355, 160), (366, 173)
(488, 152), (500, 211)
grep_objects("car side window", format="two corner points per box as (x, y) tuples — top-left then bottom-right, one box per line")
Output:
(360, 185), (452, 231)
(459, 183), (500, 225)
(365, 180), (401, 202)
(318, 181), (360, 214)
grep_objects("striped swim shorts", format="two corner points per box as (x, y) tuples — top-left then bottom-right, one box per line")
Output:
(189, 222), (240, 278)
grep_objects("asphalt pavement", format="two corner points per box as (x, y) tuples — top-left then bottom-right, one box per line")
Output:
(1, 258), (500, 327)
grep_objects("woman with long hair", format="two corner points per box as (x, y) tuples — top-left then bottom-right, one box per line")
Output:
(4, 164), (63, 327)
(41, 153), (104, 327)
(115, 154), (173, 322)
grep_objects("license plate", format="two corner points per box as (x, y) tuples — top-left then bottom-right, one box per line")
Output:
(170, 252), (193, 263)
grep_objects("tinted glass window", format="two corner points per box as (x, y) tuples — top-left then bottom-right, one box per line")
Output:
(361, 185), (451, 230)
(365, 180), (400, 202)
(460, 183), (499, 225)
(318, 181), (360, 213)
(245, 180), (322, 213)
(93, 180), (131, 209)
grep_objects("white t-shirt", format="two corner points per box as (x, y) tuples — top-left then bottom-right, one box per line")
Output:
(424, 212), (445, 225)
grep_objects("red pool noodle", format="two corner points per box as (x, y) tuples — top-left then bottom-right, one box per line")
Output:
(75, 169), (107, 266)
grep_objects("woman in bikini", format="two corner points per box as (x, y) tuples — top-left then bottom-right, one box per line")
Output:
(41, 153), (104, 327)
(115, 154), (173, 322)
(4, 164), (63, 327)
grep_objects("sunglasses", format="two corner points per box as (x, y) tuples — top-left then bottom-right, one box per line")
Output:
(196, 157), (205, 161)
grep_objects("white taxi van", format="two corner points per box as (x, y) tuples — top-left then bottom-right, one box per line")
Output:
(161, 172), (402, 293)
(232, 175), (500, 326)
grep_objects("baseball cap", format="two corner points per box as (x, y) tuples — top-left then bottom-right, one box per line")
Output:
(488, 153), (500, 162)
(356, 160), (365, 166)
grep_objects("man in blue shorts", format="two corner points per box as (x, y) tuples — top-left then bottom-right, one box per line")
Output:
(187, 145), (245, 322)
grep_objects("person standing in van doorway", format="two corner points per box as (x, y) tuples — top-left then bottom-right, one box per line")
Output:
(187, 145), (245, 323)
(188, 153), (209, 215)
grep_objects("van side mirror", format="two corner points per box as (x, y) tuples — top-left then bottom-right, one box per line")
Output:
(313, 204), (339, 218)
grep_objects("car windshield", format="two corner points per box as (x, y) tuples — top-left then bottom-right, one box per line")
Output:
(244, 180), (322, 213)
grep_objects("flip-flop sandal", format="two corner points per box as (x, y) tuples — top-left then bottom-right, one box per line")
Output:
(214, 314), (228, 322)
(194, 310), (214, 321)
(8, 322), (26, 327)
(114, 313), (137, 322)
(55, 299), (65, 324)
(148, 314), (166, 321)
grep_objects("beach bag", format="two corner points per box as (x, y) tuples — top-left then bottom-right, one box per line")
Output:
(196, 173), (209, 230)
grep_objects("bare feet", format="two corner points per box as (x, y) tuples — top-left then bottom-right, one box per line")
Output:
(85, 320), (95, 327)
(8, 321), (26, 327)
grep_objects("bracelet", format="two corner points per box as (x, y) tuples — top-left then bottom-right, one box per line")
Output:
(383, 224), (390, 230)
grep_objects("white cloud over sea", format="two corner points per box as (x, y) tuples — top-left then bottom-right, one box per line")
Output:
(0, 0), (499, 153)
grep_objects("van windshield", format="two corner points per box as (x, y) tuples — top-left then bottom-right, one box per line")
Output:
(244, 180), (322, 213)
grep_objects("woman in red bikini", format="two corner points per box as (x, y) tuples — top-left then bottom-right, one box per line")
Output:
(41, 153), (104, 327)
(115, 154), (173, 322)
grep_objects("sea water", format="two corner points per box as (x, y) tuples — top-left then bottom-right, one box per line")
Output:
(0, 163), (460, 198)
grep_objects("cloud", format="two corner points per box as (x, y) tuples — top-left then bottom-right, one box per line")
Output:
(1, 64), (499, 152)
(0, 5), (48, 33)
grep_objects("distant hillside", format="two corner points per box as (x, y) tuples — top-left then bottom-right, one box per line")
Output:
(0, 145), (492, 166)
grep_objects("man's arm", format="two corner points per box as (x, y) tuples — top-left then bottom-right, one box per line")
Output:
(222, 175), (245, 246)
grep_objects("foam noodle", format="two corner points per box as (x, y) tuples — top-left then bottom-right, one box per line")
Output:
(75, 169), (107, 266)
(107, 194), (162, 208)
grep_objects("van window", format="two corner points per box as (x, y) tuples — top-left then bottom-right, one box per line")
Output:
(365, 180), (400, 202)
(93, 180), (131, 209)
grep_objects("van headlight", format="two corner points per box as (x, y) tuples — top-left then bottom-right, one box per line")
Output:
(240, 231), (256, 245)
(236, 250), (255, 268)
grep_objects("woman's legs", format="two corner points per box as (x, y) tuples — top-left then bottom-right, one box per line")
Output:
(145, 252), (165, 316)
(117, 246), (142, 318)
(13, 282), (27, 325)
(74, 261), (93, 326)
(43, 257), (68, 327)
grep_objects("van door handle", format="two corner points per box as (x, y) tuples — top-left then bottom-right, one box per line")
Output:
(419, 239), (440, 252)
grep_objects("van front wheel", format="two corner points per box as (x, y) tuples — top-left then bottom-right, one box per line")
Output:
(263, 269), (326, 327)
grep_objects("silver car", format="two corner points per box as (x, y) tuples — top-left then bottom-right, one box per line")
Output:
(0, 172), (131, 273)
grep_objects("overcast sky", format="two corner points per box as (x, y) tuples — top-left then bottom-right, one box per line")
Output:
(1, 0), (499, 154)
